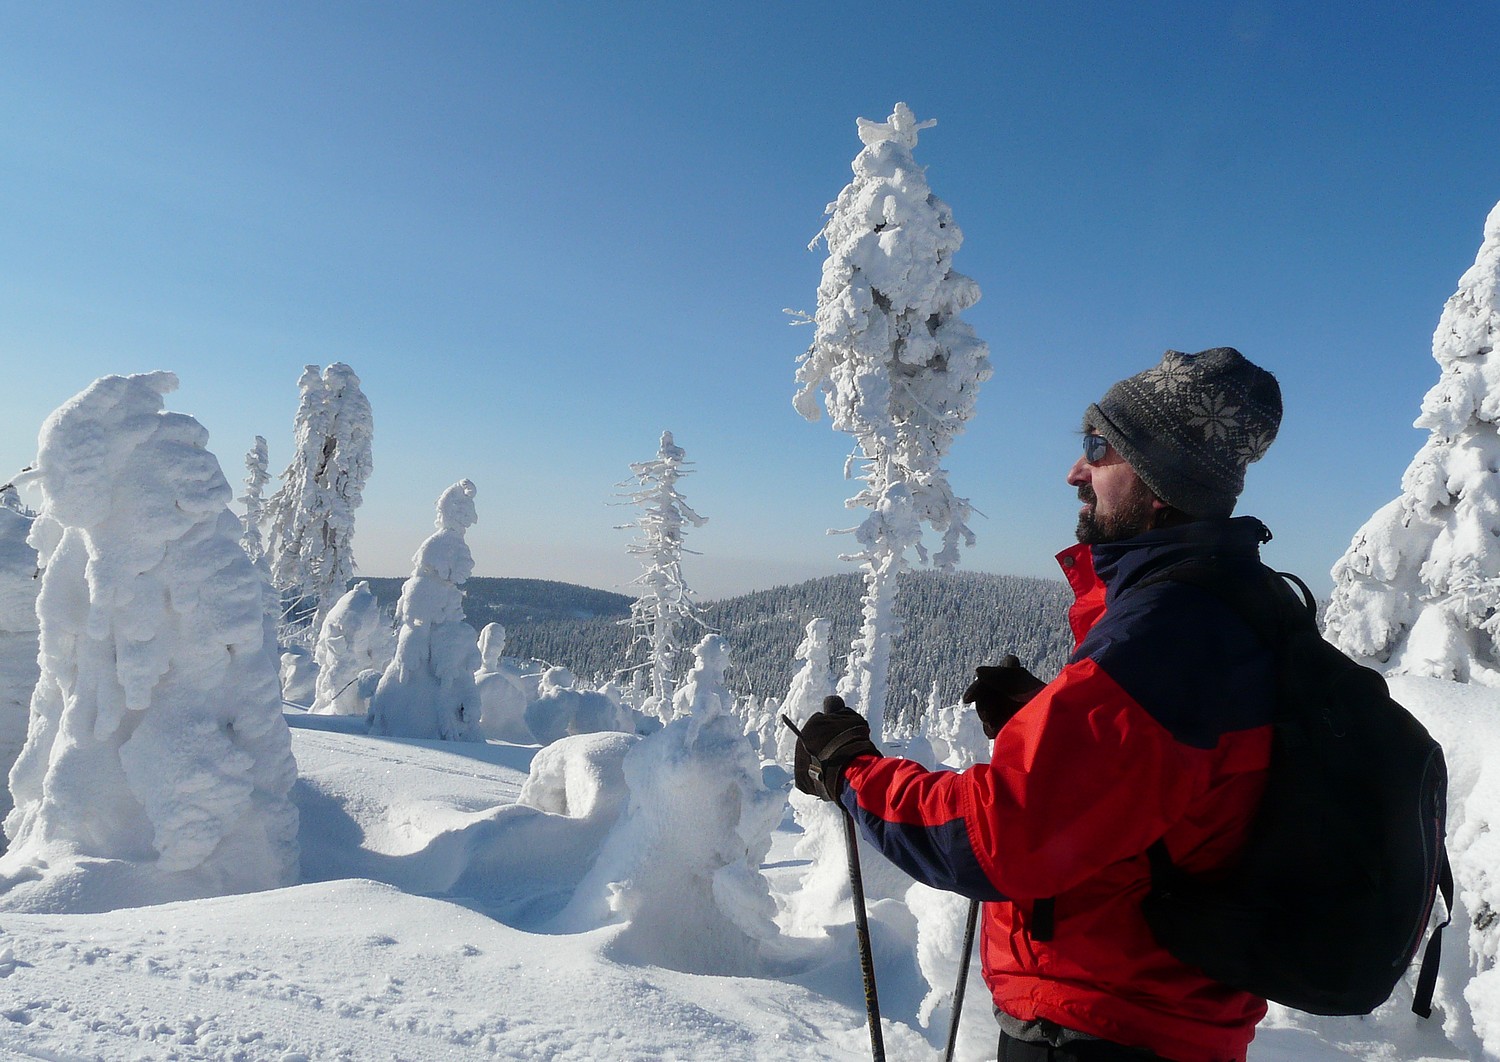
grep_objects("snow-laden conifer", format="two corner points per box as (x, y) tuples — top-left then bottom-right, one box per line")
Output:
(0, 373), (298, 906)
(616, 431), (708, 723)
(263, 363), (373, 642)
(238, 435), (270, 565)
(1326, 201), (1500, 683)
(0, 495), (38, 838)
(368, 480), (482, 740)
(474, 623), (534, 743)
(775, 617), (835, 768)
(794, 103), (991, 740)
(311, 581), (394, 715)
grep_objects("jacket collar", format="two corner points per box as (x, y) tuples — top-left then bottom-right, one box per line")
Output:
(1058, 516), (1271, 604)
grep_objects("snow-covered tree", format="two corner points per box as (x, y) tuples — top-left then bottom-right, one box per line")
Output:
(553, 634), (786, 975)
(238, 435), (270, 565)
(794, 103), (991, 740)
(0, 373), (298, 906)
(368, 479), (482, 740)
(263, 363), (374, 642)
(311, 580), (394, 715)
(616, 431), (709, 723)
(774, 617), (836, 768)
(0, 495), (38, 838)
(1326, 201), (1500, 683)
(474, 623), (534, 743)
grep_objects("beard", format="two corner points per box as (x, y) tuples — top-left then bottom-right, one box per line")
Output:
(1075, 479), (1159, 545)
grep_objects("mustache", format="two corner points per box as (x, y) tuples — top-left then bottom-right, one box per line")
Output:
(1078, 485), (1097, 505)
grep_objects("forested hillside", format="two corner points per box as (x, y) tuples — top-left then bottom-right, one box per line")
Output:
(370, 572), (1074, 723)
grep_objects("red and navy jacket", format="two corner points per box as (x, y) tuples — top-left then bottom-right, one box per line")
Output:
(840, 517), (1277, 1062)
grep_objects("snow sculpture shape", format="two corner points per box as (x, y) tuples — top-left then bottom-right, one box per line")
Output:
(368, 479), (482, 740)
(264, 363), (374, 641)
(1326, 201), (1500, 683)
(794, 102), (992, 740)
(0, 372), (299, 906)
(555, 634), (785, 975)
(616, 431), (709, 723)
(474, 623), (535, 743)
(312, 581), (394, 715)
(0, 497), (39, 836)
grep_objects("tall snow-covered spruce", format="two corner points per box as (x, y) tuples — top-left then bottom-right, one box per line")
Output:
(794, 103), (991, 739)
(616, 431), (709, 723)
(0, 373), (298, 909)
(238, 435), (270, 565)
(1326, 201), (1500, 683)
(368, 479), (482, 740)
(263, 363), (373, 643)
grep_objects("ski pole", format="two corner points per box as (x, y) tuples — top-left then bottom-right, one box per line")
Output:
(782, 715), (886, 1062)
(943, 897), (980, 1062)
(840, 799), (885, 1061)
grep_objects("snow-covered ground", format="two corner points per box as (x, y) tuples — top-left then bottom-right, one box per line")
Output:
(0, 675), (1493, 1061)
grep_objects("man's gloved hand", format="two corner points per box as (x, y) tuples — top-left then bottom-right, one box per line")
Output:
(962, 655), (1046, 739)
(792, 695), (882, 802)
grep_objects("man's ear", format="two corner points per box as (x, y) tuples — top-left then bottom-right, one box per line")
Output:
(1149, 496), (1171, 512)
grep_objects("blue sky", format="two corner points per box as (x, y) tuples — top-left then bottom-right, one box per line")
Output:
(2, 1), (1498, 599)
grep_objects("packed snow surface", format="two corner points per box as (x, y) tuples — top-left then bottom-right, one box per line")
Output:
(0, 674), (1494, 1059)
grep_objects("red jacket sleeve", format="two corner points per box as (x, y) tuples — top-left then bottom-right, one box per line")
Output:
(842, 655), (1213, 900)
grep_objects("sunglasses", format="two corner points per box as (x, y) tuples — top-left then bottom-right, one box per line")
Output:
(1082, 433), (1111, 464)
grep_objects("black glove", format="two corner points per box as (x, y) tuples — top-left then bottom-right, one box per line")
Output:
(791, 695), (882, 802)
(962, 655), (1046, 739)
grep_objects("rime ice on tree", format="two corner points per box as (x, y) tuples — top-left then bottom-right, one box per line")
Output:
(616, 431), (709, 723)
(774, 617), (836, 768)
(0, 373), (299, 908)
(1326, 201), (1500, 684)
(238, 435), (270, 565)
(368, 479), (482, 740)
(794, 103), (991, 740)
(263, 363), (374, 642)
(0, 495), (38, 837)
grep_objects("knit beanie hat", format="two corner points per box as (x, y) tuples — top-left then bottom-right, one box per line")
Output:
(1086, 347), (1282, 518)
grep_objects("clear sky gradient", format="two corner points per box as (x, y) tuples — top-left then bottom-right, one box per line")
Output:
(3, 2), (1498, 599)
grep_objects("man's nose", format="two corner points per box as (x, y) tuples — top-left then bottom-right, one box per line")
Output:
(1066, 456), (1090, 487)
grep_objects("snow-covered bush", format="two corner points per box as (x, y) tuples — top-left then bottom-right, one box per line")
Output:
(312, 581), (394, 715)
(474, 623), (536, 743)
(794, 103), (991, 740)
(1326, 201), (1500, 684)
(518, 731), (637, 822)
(523, 666), (625, 746)
(0, 496), (39, 837)
(617, 431), (708, 723)
(554, 634), (785, 975)
(368, 479), (482, 740)
(0, 372), (298, 910)
(920, 689), (989, 770)
(264, 363), (374, 642)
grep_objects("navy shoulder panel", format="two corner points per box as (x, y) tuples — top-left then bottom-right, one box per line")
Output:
(1072, 580), (1275, 749)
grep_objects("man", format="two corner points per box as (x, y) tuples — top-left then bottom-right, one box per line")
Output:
(794, 348), (1284, 1062)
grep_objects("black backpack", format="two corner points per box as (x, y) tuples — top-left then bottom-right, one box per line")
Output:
(1137, 561), (1453, 1018)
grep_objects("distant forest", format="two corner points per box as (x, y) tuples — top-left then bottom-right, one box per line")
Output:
(363, 571), (1074, 725)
